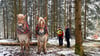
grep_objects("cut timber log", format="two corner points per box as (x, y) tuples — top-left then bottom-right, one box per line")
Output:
(0, 42), (37, 46)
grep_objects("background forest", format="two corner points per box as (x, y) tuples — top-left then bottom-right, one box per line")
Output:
(0, 0), (100, 40)
(0, 0), (100, 56)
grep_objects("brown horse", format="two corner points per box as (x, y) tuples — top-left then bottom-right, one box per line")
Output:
(17, 14), (31, 54)
(36, 17), (48, 54)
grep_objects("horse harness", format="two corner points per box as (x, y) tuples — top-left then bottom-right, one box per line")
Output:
(17, 22), (30, 34)
(36, 25), (48, 36)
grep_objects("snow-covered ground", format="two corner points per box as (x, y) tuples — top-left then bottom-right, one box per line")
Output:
(0, 37), (76, 56)
(0, 45), (78, 56)
(0, 37), (100, 56)
(0, 39), (18, 43)
(48, 37), (75, 46)
(87, 36), (100, 40)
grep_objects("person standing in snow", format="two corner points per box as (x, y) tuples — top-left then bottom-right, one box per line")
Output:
(65, 26), (71, 48)
(56, 27), (64, 46)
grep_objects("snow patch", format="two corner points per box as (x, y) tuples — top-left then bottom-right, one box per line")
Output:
(87, 36), (100, 40)
(57, 50), (79, 56)
(0, 39), (17, 43)
(57, 50), (74, 55)
(31, 39), (37, 42)
(48, 37), (75, 46)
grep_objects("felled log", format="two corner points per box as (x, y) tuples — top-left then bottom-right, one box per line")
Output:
(0, 42), (37, 46)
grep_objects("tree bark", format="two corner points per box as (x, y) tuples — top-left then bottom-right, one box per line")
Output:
(67, 0), (69, 26)
(14, 0), (17, 40)
(84, 0), (87, 39)
(45, 0), (48, 24)
(18, 0), (22, 13)
(3, 7), (6, 39)
(75, 0), (84, 56)
(53, 0), (56, 37)
(64, 0), (67, 27)
(51, 0), (53, 37)
(25, 0), (27, 21)
(69, 0), (72, 37)
(6, 2), (8, 39)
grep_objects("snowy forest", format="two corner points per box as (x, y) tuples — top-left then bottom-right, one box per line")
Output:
(0, 0), (100, 56)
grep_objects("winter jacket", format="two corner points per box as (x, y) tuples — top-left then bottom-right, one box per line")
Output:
(57, 29), (64, 38)
(65, 28), (71, 39)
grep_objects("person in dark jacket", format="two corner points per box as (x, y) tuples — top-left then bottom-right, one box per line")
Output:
(57, 27), (64, 46)
(65, 26), (71, 48)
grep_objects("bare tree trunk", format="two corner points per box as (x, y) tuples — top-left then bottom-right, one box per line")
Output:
(64, 0), (67, 27)
(30, 7), (32, 30)
(38, 0), (40, 16)
(18, 0), (22, 13)
(3, 7), (6, 39)
(32, 0), (34, 38)
(11, 21), (13, 39)
(45, 0), (48, 24)
(25, 0), (27, 21)
(14, 0), (17, 40)
(45, 0), (47, 17)
(12, 0), (15, 39)
(51, 0), (53, 37)
(12, 18), (14, 39)
(53, 0), (56, 37)
(35, 0), (37, 27)
(55, 0), (58, 36)
(75, 0), (84, 56)
(67, 0), (69, 26)
(84, 0), (87, 39)
(69, 0), (72, 38)
(6, 4), (8, 39)
(42, 0), (43, 17)
(34, 0), (37, 38)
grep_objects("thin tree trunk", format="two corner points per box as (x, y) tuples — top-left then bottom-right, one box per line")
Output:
(59, 0), (61, 27)
(58, 0), (60, 26)
(30, 7), (32, 30)
(12, 19), (14, 39)
(34, 0), (37, 38)
(67, 0), (69, 26)
(69, 0), (72, 37)
(45, 0), (48, 24)
(18, 0), (22, 13)
(54, 0), (56, 37)
(38, 0), (40, 16)
(75, 0), (84, 56)
(32, 0), (34, 38)
(45, 0), (47, 17)
(6, 4), (8, 39)
(84, 0), (87, 39)
(42, 0), (43, 17)
(35, 0), (37, 27)
(55, 0), (58, 35)
(57, 0), (59, 27)
(11, 21), (13, 39)
(3, 7), (6, 39)
(51, 0), (53, 37)
(12, 0), (15, 39)
(64, 0), (67, 27)
(14, 0), (17, 40)
(25, 0), (27, 21)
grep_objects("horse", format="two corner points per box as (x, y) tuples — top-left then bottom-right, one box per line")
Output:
(17, 14), (31, 54)
(36, 17), (48, 54)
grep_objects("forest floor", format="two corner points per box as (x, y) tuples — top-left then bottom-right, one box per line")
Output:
(0, 38), (100, 56)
